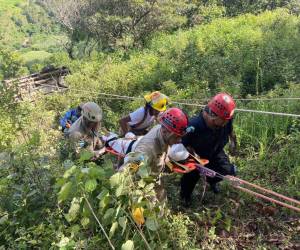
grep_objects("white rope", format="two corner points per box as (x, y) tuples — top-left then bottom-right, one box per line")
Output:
(172, 101), (300, 118)
(234, 108), (300, 118)
(162, 97), (300, 102)
(235, 97), (300, 101)
(8, 88), (299, 118)
(66, 89), (300, 118)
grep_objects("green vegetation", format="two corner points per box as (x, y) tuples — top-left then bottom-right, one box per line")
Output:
(0, 0), (66, 75)
(0, 1), (300, 249)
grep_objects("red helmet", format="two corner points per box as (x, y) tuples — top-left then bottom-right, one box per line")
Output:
(207, 93), (236, 120)
(159, 108), (188, 136)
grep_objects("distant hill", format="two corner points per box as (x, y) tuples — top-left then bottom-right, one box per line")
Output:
(0, 0), (67, 69)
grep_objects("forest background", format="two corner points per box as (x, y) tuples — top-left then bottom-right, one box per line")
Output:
(0, 0), (300, 249)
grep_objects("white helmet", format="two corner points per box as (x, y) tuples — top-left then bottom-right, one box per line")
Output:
(168, 143), (189, 162)
(82, 102), (102, 122)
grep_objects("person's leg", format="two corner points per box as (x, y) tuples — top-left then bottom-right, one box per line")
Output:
(180, 169), (201, 205)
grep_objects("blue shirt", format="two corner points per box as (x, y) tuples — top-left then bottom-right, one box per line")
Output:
(182, 112), (233, 159)
(60, 108), (81, 129)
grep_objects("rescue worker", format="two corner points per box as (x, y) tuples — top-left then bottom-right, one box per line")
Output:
(65, 102), (104, 157)
(60, 104), (83, 132)
(180, 93), (238, 206)
(127, 107), (189, 201)
(119, 91), (169, 136)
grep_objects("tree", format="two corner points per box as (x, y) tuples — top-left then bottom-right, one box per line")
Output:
(0, 49), (25, 80)
(43, 0), (190, 53)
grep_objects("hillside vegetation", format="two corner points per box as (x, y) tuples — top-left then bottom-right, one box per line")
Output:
(0, 0), (66, 76)
(0, 1), (300, 249)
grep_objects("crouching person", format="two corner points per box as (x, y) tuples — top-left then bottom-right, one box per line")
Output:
(180, 93), (238, 207)
(65, 102), (104, 159)
(122, 108), (189, 202)
(59, 103), (83, 133)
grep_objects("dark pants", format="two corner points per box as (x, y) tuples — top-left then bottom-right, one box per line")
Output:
(180, 150), (235, 200)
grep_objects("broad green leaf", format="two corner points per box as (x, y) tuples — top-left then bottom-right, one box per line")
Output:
(63, 160), (74, 169)
(66, 197), (81, 222)
(138, 179), (146, 188)
(97, 188), (109, 200)
(79, 150), (94, 162)
(63, 165), (77, 179)
(82, 201), (92, 217)
(121, 240), (134, 250)
(212, 208), (222, 225)
(70, 225), (80, 235)
(145, 218), (159, 231)
(118, 216), (127, 233)
(85, 179), (97, 192)
(224, 217), (232, 232)
(137, 164), (149, 178)
(89, 167), (105, 179)
(109, 221), (118, 238)
(110, 172), (123, 187)
(58, 182), (73, 203)
(81, 217), (90, 228)
(116, 184), (124, 197)
(0, 213), (8, 225)
(103, 159), (113, 170)
(104, 208), (115, 221)
(57, 236), (70, 247)
(28, 239), (37, 245)
(99, 195), (110, 209)
(144, 183), (155, 193)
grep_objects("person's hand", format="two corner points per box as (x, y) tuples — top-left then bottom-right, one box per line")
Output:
(93, 148), (106, 158)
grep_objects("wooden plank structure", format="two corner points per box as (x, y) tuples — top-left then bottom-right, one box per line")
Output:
(3, 66), (70, 101)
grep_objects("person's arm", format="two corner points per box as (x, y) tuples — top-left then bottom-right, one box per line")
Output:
(60, 110), (73, 128)
(119, 115), (131, 136)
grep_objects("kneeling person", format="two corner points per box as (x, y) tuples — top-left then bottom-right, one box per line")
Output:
(66, 102), (103, 157)
(128, 108), (189, 201)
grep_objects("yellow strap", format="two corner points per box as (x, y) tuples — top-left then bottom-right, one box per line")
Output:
(170, 160), (190, 171)
(165, 161), (173, 171)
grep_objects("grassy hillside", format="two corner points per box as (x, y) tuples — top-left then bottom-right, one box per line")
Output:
(0, 0), (66, 72)
(0, 5), (299, 250)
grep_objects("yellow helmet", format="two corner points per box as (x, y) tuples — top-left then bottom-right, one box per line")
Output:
(144, 91), (169, 112)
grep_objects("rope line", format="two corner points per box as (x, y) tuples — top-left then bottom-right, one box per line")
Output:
(68, 89), (300, 118)
(4, 87), (300, 118)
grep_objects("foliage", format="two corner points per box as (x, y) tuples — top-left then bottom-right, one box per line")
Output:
(43, 0), (190, 54)
(56, 9), (300, 118)
(220, 0), (300, 16)
(0, 2), (300, 249)
(0, 49), (27, 80)
(0, 0), (67, 74)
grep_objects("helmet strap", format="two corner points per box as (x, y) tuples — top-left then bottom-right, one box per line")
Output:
(204, 106), (217, 118)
